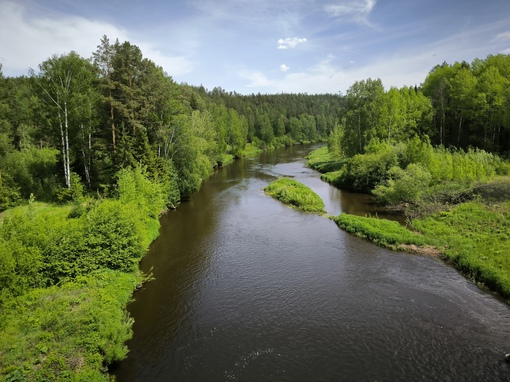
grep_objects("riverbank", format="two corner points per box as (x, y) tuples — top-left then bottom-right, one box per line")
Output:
(0, 168), (164, 381)
(0, 141), (328, 381)
(307, 146), (510, 303)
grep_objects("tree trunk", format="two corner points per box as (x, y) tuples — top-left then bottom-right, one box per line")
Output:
(457, 116), (462, 147)
(81, 123), (91, 188)
(111, 104), (116, 153)
(59, 111), (69, 189)
(64, 102), (71, 188)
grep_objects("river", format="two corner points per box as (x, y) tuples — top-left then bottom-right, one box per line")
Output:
(113, 144), (510, 381)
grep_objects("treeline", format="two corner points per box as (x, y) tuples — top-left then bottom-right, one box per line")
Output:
(322, 54), (510, 205)
(329, 54), (510, 160)
(0, 35), (343, 211)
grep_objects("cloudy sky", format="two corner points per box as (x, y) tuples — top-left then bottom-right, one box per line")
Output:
(1, 0), (509, 94)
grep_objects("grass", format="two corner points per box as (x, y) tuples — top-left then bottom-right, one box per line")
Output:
(306, 146), (345, 186)
(0, 270), (138, 381)
(0, 198), (160, 380)
(264, 177), (326, 214)
(305, 146), (345, 173)
(0, 201), (73, 222)
(334, 214), (427, 250)
(335, 201), (510, 302)
(240, 143), (262, 157)
(413, 201), (510, 300)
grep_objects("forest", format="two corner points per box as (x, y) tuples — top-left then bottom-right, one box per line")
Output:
(0, 35), (509, 380)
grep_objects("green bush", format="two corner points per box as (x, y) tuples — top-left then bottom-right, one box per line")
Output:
(338, 141), (397, 192)
(83, 200), (146, 273)
(373, 163), (432, 204)
(1, 148), (60, 200)
(56, 172), (85, 204)
(116, 165), (166, 220)
(495, 160), (510, 176)
(0, 171), (21, 212)
(0, 270), (137, 381)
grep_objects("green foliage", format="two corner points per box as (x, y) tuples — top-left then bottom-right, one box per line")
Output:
(0, 166), (163, 296)
(412, 202), (510, 300)
(116, 165), (165, 220)
(56, 172), (85, 204)
(240, 142), (262, 157)
(338, 140), (398, 192)
(0, 171), (21, 212)
(264, 177), (326, 214)
(334, 213), (427, 249)
(83, 200), (146, 273)
(0, 270), (137, 381)
(373, 163), (432, 204)
(306, 146), (345, 173)
(1, 148), (60, 200)
(327, 124), (343, 159)
(496, 161), (510, 176)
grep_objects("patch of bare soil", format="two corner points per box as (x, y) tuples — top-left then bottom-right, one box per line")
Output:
(397, 243), (442, 257)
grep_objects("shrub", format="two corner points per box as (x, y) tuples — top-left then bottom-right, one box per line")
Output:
(56, 172), (85, 204)
(338, 141), (397, 192)
(373, 163), (432, 204)
(116, 165), (166, 220)
(83, 200), (146, 273)
(0, 171), (21, 211)
(0, 270), (137, 381)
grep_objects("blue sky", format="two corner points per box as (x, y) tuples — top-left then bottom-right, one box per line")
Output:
(1, 0), (509, 94)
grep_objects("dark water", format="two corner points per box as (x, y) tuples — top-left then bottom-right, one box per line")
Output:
(114, 145), (510, 382)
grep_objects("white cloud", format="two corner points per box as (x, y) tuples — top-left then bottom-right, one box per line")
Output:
(236, 18), (510, 95)
(324, 0), (376, 19)
(277, 37), (307, 49)
(238, 70), (272, 88)
(134, 43), (195, 76)
(0, 1), (194, 77)
(280, 64), (290, 72)
(501, 48), (510, 54)
(494, 31), (510, 41)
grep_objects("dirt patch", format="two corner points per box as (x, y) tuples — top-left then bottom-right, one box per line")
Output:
(397, 243), (442, 257)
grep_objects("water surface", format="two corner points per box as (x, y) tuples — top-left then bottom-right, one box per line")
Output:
(114, 144), (510, 381)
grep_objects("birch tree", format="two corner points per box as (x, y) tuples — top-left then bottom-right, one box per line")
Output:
(31, 52), (97, 189)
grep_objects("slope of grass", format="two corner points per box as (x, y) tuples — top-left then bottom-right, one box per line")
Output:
(305, 146), (345, 173)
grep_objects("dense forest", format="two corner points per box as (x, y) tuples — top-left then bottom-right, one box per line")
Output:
(1, 37), (510, 211)
(0, 35), (509, 380)
(0, 36), (344, 211)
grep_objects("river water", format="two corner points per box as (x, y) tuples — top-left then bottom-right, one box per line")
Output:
(114, 144), (510, 381)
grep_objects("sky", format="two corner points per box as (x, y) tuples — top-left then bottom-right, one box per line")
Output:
(1, 0), (510, 94)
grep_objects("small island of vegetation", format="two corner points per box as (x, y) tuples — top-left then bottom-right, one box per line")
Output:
(264, 178), (326, 214)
